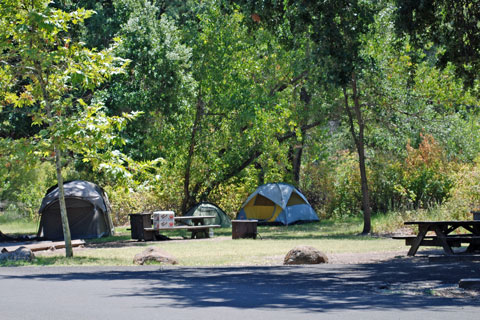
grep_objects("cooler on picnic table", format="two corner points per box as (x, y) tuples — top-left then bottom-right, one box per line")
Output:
(153, 211), (175, 229)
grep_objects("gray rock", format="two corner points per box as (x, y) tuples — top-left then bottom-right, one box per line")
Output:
(0, 246), (35, 262)
(133, 246), (178, 265)
(284, 245), (328, 265)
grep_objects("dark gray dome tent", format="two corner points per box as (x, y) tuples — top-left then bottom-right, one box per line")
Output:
(37, 180), (114, 240)
(236, 183), (319, 225)
(184, 202), (231, 227)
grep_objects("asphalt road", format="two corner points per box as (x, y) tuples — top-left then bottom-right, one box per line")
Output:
(1, 257), (479, 320)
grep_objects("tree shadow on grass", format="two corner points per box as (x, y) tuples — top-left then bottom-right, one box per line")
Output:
(254, 222), (370, 240)
(0, 255), (107, 267)
(2, 256), (479, 312)
(259, 232), (374, 240)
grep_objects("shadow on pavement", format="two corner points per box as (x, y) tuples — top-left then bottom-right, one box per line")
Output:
(2, 256), (479, 312)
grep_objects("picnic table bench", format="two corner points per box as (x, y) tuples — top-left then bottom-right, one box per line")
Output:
(393, 220), (480, 256)
(147, 215), (220, 239)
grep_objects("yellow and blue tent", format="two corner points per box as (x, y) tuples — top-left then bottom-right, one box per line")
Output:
(236, 183), (319, 225)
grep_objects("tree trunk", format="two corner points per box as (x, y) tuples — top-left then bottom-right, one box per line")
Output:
(292, 127), (306, 186)
(37, 62), (73, 256)
(292, 143), (303, 185)
(181, 97), (204, 215)
(254, 162), (265, 185)
(288, 139), (304, 185)
(343, 74), (372, 234)
(54, 145), (73, 257)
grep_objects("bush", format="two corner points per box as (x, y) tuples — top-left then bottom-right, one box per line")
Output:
(369, 158), (409, 213)
(300, 151), (363, 219)
(300, 160), (333, 219)
(402, 134), (453, 209)
(369, 134), (454, 213)
(209, 183), (252, 219)
(439, 157), (480, 220)
(105, 177), (183, 226)
(301, 134), (455, 220)
(0, 161), (55, 220)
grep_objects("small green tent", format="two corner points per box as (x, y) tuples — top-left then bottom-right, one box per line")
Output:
(184, 202), (231, 227)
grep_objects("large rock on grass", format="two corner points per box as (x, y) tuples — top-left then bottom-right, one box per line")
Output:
(133, 247), (178, 265)
(0, 246), (35, 262)
(284, 245), (328, 265)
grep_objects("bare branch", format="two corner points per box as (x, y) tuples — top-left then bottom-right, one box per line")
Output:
(269, 70), (309, 96)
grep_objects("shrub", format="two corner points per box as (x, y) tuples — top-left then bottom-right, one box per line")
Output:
(300, 159), (336, 219)
(300, 150), (363, 219)
(440, 158), (480, 220)
(301, 134), (455, 219)
(369, 158), (410, 213)
(0, 161), (55, 220)
(104, 175), (183, 226)
(402, 134), (453, 209)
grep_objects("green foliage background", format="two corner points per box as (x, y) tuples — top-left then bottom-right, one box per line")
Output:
(1, 0), (480, 233)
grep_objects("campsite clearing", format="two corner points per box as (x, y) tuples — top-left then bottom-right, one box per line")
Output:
(7, 219), (480, 267)
(29, 236), (408, 266)
(1, 221), (410, 266)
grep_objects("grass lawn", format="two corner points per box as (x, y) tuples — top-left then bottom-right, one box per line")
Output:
(0, 216), (38, 235)
(1, 218), (408, 267)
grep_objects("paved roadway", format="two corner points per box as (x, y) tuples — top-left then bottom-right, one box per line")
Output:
(1, 257), (479, 320)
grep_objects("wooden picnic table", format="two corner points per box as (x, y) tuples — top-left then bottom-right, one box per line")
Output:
(395, 220), (480, 256)
(144, 215), (220, 240)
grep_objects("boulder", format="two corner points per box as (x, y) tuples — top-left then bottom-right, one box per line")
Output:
(284, 245), (328, 265)
(0, 246), (35, 262)
(133, 247), (178, 265)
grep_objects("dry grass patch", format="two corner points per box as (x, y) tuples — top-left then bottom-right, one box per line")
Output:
(3, 219), (409, 267)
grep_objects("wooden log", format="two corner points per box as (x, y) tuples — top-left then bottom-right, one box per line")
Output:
(1, 240), (85, 253)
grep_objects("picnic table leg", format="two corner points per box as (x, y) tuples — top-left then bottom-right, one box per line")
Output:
(432, 226), (455, 255)
(466, 225), (480, 253)
(189, 229), (210, 239)
(466, 244), (477, 253)
(466, 240), (480, 253)
(407, 226), (429, 256)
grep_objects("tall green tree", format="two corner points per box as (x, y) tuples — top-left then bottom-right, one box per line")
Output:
(0, 0), (133, 256)
(47, 0), (326, 213)
(104, 0), (195, 161)
(176, 1), (326, 212)
(394, 0), (480, 87)
(355, 2), (477, 211)
(235, 0), (377, 233)
(179, 2), (288, 211)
